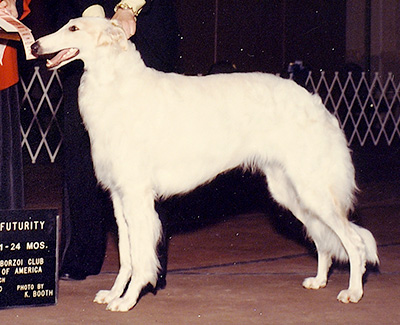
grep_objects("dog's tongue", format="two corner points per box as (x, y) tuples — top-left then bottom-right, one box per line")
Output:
(46, 48), (79, 68)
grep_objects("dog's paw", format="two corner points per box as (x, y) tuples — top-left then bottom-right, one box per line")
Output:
(337, 288), (363, 303)
(106, 297), (136, 312)
(94, 290), (118, 304)
(302, 276), (327, 290)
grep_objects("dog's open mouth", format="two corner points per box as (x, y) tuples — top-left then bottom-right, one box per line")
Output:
(46, 48), (80, 68)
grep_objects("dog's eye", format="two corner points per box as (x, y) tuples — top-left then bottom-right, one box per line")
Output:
(69, 25), (79, 32)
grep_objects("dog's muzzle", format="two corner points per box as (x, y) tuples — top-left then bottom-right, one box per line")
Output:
(30, 41), (80, 68)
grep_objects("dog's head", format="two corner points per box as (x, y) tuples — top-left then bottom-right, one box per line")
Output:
(31, 17), (129, 69)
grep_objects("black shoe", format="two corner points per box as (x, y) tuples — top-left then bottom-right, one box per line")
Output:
(59, 270), (87, 281)
(155, 274), (167, 290)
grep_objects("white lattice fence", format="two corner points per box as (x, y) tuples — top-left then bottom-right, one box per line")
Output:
(304, 71), (400, 146)
(19, 67), (400, 163)
(20, 66), (63, 163)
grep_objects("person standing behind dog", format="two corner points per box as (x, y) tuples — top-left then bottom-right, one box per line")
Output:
(0, 0), (30, 209)
(55, 0), (179, 281)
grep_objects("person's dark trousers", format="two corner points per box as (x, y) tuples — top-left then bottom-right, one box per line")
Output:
(0, 85), (24, 210)
(59, 60), (114, 279)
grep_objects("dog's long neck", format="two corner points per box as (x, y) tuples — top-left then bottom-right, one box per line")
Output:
(78, 42), (152, 126)
(82, 42), (148, 81)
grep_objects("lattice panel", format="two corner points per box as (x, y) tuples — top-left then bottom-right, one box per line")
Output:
(304, 71), (400, 146)
(19, 67), (400, 163)
(20, 66), (63, 163)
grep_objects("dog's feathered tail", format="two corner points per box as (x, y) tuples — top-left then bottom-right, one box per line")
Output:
(351, 222), (379, 265)
(305, 215), (379, 266)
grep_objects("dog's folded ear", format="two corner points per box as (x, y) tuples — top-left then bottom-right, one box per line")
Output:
(97, 21), (129, 51)
(82, 4), (105, 18)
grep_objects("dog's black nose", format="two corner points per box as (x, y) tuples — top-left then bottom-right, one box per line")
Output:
(31, 41), (40, 57)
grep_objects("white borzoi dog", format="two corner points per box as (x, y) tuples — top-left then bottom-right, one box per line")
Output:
(31, 17), (378, 312)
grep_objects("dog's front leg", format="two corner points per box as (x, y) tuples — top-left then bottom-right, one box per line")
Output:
(106, 188), (162, 312)
(94, 192), (132, 304)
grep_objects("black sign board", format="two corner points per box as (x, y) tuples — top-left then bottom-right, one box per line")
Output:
(0, 209), (58, 309)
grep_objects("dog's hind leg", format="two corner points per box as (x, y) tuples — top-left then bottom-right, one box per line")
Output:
(264, 164), (366, 301)
(301, 212), (379, 292)
(265, 165), (332, 289)
(286, 174), (370, 303)
(94, 192), (132, 305)
(106, 187), (162, 312)
(302, 239), (332, 289)
(301, 217), (340, 289)
(319, 213), (367, 303)
(300, 211), (366, 301)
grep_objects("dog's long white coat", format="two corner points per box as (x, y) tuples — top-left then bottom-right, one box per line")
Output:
(34, 18), (379, 312)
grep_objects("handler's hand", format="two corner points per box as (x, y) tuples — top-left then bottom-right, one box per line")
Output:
(0, 0), (18, 18)
(113, 8), (137, 39)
